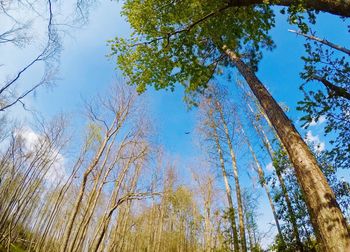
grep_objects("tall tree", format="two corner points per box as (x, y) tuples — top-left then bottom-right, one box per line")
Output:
(213, 93), (247, 251)
(238, 82), (302, 250)
(197, 98), (240, 251)
(113, 2), (350, 250)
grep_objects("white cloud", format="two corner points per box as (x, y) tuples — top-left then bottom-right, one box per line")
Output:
(17, 127), (67, 184)
(305, 130), (325, 152)
(46, 152), (67, 184)
(266, 162), (274, 172)
(309, 115), (326, 126)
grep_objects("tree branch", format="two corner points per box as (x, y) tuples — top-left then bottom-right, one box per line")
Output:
(288, 29), (350, 56)
(312, 75), (350, 100)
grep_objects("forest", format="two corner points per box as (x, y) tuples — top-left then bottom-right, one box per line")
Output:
(0, 0), (349, 251)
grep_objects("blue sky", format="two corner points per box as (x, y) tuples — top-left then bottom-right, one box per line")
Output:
(1, 1), (349, 248)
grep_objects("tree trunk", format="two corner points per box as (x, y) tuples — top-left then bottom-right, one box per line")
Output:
(246, 101), (303, 251)
(211, 115), (240, 251)
(243, 129), (285, 246)
(224, 47), (350, 252)
(227, 0), (350, 17)
(216, 101), (247, 252)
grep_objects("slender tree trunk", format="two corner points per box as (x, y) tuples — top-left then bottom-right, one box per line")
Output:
(117, 202), (133, 252)
(60, 134), (111, 252)
(243, 130), (285, 246)
(224, 47), (350, 252)
(90, 159), (143, 252)
(264, 131), (303, 251)
(216, 102), (247, 252)
(275, 164), (304, 251)
(70, 143), (119, 251)
(211, 115), (240, 251)
(246, 102), (303, 251)
(243, 203), (254, 251)
(155, 195), (166, 252)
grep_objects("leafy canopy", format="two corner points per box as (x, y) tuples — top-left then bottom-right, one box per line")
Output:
(111, 0), (275, 96)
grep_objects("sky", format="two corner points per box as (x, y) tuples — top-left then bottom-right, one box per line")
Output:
(1, 0), (349, 248)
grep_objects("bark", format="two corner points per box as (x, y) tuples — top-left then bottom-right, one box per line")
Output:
(60, 132), (112, 252)
(211, 114), (240, 251)
(224, 47), (350, 252)
(216, 101), (247, 252)
(260, 126), (303, 251)
(90, 156), (144, 252)
(227, 0), (350, 18)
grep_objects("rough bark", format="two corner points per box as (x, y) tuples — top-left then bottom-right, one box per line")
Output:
(224, 47), (350, 252)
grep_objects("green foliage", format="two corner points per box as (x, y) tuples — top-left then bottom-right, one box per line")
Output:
(297, 38), (350, 169)
(270, 145), (350, 251)
(86, 122), (103, 147)
(111, 0), (327, 101)
(111, 0), (275, 96)
(271, 148), (315, 251)
(280, 0), (317, 33)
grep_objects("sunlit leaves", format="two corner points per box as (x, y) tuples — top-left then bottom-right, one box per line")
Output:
(110, 0), (275, 95)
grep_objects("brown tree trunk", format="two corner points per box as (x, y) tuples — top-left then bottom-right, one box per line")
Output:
(227, 0), (350, 17)
(224, 47), (350, 252)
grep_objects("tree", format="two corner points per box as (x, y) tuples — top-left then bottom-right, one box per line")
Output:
(238, 81), (303, 250)
(271, 147), (316, 251)
(197, 95), (240, 251)
(192, 167), (218, 252)
(0, 0), (94, 112)
(0, 115), (68, 248)
(270, 142), (350, 251)
(294, 30), (350, 170)
(242, 189), (263, 252)
(113, 1), (350, 250)
(59, 84), (152, 252)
